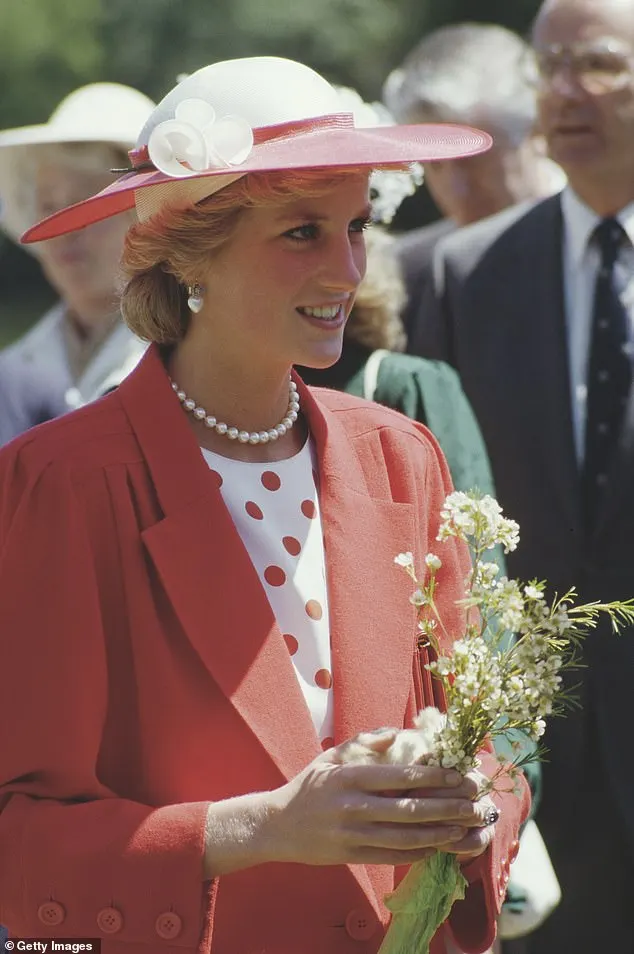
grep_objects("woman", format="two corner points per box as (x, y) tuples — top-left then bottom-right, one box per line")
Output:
(0, 57), (528, 954)
(0, 82), (153, 443)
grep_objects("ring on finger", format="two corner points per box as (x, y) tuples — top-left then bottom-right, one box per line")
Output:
(483, 806), (500, 826)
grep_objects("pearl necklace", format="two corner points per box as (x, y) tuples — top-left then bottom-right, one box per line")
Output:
(170, 378), (300, 444)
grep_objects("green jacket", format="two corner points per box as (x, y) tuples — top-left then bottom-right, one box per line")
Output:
(344, 351), (496, 499)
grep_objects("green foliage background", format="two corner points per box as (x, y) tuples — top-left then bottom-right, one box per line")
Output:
(0, 0), (541, 343)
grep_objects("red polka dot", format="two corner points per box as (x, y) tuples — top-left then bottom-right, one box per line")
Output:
(305, 599), (323, 620)
(315, 669), (333, 689)
(245, 501), (263, 520)
(301, 499), (317, 519)
(261, 471), (281, 491)
(283, 536), (301, 556)
(208, 470), (223, 489)
(283, 633), (299, 655)
(321, 736), (335, 750)
(264, 565), (286, 587)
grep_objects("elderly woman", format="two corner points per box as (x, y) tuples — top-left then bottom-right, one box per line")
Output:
(0, 82), (153, 443)
(0, 57), (528, 954)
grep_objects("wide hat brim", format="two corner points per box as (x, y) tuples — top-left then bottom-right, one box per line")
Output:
(21, 119), (491, 244)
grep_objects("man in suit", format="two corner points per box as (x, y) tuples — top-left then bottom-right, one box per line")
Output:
(383, 23), (565, 341)
(414, 1), (634, 951)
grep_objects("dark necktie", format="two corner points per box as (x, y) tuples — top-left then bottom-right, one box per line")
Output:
(583, 217), (631, 529)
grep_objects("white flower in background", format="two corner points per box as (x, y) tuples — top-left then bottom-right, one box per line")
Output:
(335, 85), (424, 224)
(425, 553), (442, 571)
(394, 551), (414, 568)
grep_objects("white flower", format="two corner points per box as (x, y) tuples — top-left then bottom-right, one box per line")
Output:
(417, 618), (437, 636)
(425, 553), (442, 571)
(147, 98), (254, 178)
(394, 552), (414, 568)
(437, 491), (520, 552)
(475, 561), (499, 588)
(410, 588), (428, 607)
(524, 584), (545, 601)
(529, 718), (547, 740)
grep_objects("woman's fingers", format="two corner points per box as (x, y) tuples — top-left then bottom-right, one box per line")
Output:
(335, 761), (464, 793)
(445, 822), (496, 857)
(408, 769), (486, 801)
(352, 822), (467, 851)
(343, 793), (485, 826)
(443, 798), (500, 858)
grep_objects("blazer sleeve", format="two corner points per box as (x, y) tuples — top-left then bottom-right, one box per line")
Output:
(0, 446), (215, 951)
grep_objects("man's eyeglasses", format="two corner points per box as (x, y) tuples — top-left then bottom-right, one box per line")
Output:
(524, 38), (634, 95)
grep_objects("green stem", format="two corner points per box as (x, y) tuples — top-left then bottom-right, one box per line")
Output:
(378, 852), (467, 954)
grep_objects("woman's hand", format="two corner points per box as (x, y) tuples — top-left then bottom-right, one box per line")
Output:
(202, 732), (499, 878)
(262, 732), (499, 867)
(414, 768), (499, 861)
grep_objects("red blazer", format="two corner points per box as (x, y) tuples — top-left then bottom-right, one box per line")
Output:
(0, 346), (528, 954)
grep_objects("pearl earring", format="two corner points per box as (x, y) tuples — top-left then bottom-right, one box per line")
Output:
(187, 283), (204, 314)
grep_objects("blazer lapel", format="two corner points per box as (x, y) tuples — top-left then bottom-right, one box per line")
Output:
(119, 347), (321, 783)
(305, 388), (419, 743)
(301, 385), (419, 913)
(510, 197), (580, 528)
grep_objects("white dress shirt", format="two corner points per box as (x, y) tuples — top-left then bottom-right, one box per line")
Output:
(561, 187), (634, 463)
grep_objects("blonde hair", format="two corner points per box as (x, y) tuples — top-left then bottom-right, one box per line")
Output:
(345, 227), (407, 352)
(121, 167), (368, 344)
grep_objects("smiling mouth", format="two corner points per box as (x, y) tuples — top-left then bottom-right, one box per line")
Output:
(297, 304), (344, 322)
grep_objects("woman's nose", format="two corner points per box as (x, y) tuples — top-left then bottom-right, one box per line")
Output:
(321, 235), (366, 292)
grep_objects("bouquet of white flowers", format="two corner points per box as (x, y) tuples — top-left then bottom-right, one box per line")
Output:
(373, 490), (634, 954)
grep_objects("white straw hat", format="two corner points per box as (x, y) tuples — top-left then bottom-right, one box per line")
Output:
(21, 57), (491, 245)
(0, 82), (155, 241)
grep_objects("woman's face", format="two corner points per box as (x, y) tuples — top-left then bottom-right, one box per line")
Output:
(196, 174), (370, 372)
(34, 160), (131, 325)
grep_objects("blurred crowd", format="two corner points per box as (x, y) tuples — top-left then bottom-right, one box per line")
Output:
(0, 0), (633, 952)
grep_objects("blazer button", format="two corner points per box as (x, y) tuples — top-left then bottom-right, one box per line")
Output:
(37, 902), (65, 926)
(345, 909), (376, 941)
(155, 912), (183, 940)
(96, 907), (124, 934)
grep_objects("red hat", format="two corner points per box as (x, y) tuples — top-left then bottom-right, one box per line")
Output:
(21, 56), (491, 244)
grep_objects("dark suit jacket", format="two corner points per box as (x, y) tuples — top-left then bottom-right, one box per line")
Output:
(395, 218), (456, 343)
(412, 194), (634, 849)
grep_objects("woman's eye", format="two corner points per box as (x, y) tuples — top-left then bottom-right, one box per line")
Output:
(350, 217), (371, 234)
(285, 223), (319, 241)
